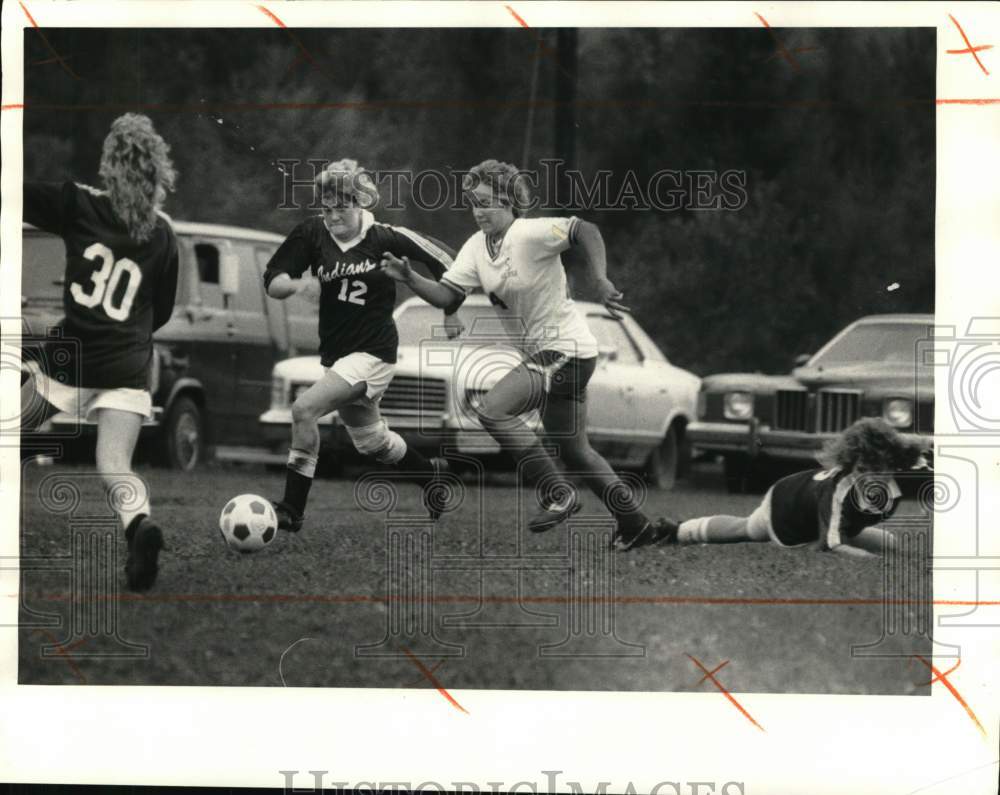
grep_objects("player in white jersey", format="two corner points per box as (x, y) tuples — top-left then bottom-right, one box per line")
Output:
(381, 159), (676, 550)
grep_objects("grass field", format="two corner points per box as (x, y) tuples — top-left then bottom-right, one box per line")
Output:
(17, 457), (930, 695)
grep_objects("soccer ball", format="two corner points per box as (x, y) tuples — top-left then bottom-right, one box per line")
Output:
(219, 494), (278, 553)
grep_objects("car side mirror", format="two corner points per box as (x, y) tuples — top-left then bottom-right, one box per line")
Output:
(598, 345), (618, 362)
(793, 353), (811, 367)
(220, 244), (240, 297)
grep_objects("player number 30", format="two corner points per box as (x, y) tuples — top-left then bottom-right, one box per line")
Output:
(71, 242), (142, 321)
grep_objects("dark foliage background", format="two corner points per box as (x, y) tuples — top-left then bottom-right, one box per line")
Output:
(23, 27), (935, 375)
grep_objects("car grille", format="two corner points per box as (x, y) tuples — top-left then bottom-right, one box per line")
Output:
(775, 390), (808, 431)
(774, 388), (861, 432)
(816, 389), (861, 432)
(379, 375), (447, 418)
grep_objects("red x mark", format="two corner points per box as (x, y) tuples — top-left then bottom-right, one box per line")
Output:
(402, 647), (469, 715)
(32, 629), (87, 684)
(911, 655), (986, 737)
(504, 5), (573, 77)
(257, 5), (336, 85)
(755, 12), (817, 73)
(686, 654), (764, 732)
(947, 14), (993, 76)
(19, 1), (80, 80)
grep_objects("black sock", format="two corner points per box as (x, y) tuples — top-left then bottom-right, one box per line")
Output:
(603, 480), (649, 533)
(396, 445), (435, 476)
(282, 468), (313, 516)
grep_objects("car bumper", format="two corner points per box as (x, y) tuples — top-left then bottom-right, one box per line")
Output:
(258, 408), (502, 455)
(689, 420), (932, 461)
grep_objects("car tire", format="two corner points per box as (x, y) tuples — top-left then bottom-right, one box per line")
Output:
(645, 426), (681, 490)
(159, 396), (204, 471)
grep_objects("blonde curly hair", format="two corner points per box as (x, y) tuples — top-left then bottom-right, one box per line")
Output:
(818, 417), (926, 473)
(462, 159), (532, 216)
(98, 114), (177, 243)
(314, 158), (379, 209)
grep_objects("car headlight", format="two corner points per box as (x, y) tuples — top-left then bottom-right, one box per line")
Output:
(723, 391), (754, 420)
(883, 398), (913, 428)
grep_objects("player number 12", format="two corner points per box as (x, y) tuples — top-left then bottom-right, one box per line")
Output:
(337, 278), (368, 306)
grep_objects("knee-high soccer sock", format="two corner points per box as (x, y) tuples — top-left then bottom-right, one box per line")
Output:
(283, 448), (318, 516)
(677, 515), (749, 544)
(395, 444), (435, 477)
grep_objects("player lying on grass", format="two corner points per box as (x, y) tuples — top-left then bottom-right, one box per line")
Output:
(666, 418), (930, 557)
(263, 159), (460, 533)
(21, 114), (179, 591)
(380, 158), (677, 551)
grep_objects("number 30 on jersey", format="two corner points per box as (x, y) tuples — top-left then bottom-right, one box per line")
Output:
(70, 242), (142, 321)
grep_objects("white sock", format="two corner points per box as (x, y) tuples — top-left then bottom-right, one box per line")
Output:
(677, 517), (710, 544)
(287, 447), (318, 478)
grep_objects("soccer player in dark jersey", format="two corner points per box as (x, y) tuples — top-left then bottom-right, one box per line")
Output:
(21, 114), (179, 591)
(263, 159), (459, 532)
(669, 419), (929, 557)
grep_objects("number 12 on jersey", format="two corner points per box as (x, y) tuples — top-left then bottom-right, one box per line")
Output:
(71, 242), (142, 321)
(337, 278), (368, 306)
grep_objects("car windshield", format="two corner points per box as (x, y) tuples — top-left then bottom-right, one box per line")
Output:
(395, 303), (514, 345)
(811, 322), (928, 366)
(21, 232), (66, 301)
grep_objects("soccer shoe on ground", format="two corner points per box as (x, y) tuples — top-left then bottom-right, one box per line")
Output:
(423, 457), (451, 521)
(611, 516), (679, 552)
(124, 515), (165, 592)
(272, 500), (304, 533)
(528, 490), (582, 533)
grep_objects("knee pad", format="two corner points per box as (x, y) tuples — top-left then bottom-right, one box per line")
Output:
(346, 421), (407, 464)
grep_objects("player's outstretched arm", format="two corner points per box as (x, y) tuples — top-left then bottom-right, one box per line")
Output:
(572, 220), (630, 319)
(380, 252), (463, 309)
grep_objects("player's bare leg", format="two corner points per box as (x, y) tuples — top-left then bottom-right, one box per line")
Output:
(276, 371), (367, 531)
(94, 407), (161, 591)
(476, 364), (575, 526)
(19, 374), (61, 434)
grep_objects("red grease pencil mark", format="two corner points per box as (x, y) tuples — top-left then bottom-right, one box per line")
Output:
(402, 647), (469, 715)
(403, 658), (446, 687)
(2, 104), (26, 111)
(686, 654), (764, 732)
(754, 12), (804, 73)
(947, 14), (993, 76)
(256, 4), (335, 84)
(912, 655), (986, 737)
(19, 1), (80, 80)
(504, 4), (530, 29)
(31, 629), (87, 684)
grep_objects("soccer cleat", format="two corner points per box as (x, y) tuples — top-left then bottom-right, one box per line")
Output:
(423, 457), (451, 521)
(272, 500), (304, 533)
(611, 516), (679, 552)
(124, 515), (164, 592)
(528, 490), (581, 533)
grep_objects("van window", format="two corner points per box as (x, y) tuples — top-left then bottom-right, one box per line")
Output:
(193, 242), (224, 309)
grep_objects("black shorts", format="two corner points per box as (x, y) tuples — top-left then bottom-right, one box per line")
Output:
(523, 350), (597, 403)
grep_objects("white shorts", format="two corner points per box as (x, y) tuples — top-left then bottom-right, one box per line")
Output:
(745, 486), (782, 544)
(24, 363), (153, 422)
(325, 352), (396, 406)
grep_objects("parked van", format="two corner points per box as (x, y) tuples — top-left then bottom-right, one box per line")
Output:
(20, 221), (319, 470)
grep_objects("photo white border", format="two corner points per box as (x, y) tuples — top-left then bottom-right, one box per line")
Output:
(2, 2), (999, 792)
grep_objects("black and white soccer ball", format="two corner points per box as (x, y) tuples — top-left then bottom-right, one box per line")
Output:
(219, 494), (278, 553)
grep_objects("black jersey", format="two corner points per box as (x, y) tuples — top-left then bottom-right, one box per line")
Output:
(23, 182), (179, 389)
(769, 467), (903, 549)
(263, 212), (454, 366)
